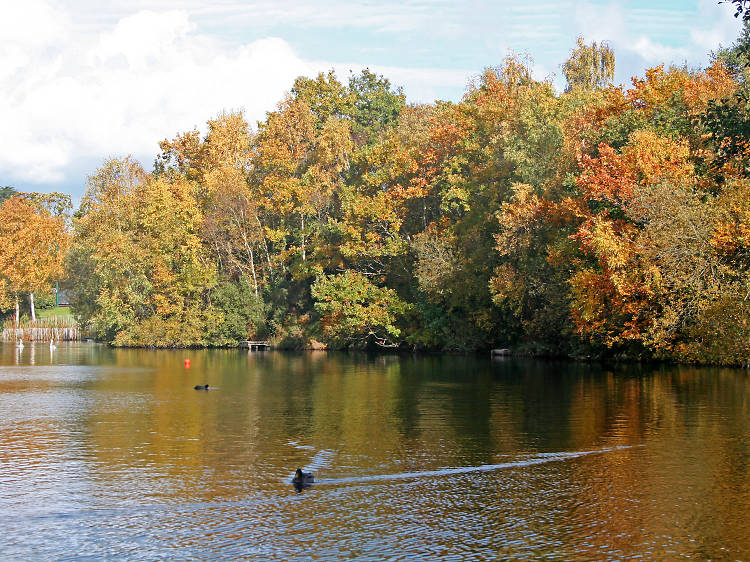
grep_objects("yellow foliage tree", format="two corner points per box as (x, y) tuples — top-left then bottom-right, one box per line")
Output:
(563, 37), (616, 92)
(0, 196), (69, 322)
(71, 159), (217, 346)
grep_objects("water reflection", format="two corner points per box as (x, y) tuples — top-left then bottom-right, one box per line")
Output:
(0, 343), (748, 559)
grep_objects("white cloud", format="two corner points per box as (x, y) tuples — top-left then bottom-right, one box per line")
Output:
(0, 0), (69, 46)
(0, 4), (474, 192)
(0, 8), (317, 187)
(95, 10), (197, 68)
(0, 0), (70, 83)
(629, 37), (689, 64)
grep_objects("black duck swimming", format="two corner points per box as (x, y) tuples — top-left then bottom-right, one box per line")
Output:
(292, 468), (314, 487)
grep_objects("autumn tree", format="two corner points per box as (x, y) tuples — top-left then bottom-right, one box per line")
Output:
(154, 112), (277, 340)
(70, 158), (218, 346)
(160, 112), (269, 290)
(568, 118), (749, 364)
(409, 54), (578, 350)
(339, 112), (427, 275)
(253, 95), (352, 279)
(0, 196), (69, 322)
(563, 37), (616, 92)
(25, 191), (73, 219)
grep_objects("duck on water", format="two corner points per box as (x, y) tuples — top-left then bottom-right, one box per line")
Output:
(292, 468), (314, 489)
(194, 384), (209, 390)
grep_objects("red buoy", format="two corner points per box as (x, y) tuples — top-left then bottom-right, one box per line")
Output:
(184, 359), (191, 368)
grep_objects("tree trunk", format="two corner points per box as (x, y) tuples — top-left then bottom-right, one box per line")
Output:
(256, 216), (274, 276)
(241, 230), (259, 297)
(249, 248), (258, 297)
(30, 292), (36, 321)
(14, 295), (19, 326)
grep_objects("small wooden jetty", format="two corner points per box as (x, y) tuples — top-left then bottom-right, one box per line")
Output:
(491, 348), (511, 357)
(239, 340), (270, 351)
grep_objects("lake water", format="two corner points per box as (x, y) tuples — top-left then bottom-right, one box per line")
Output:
(0, 342), (748, 559)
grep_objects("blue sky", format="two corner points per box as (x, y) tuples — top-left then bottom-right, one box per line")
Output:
(0, 0), (744, 200)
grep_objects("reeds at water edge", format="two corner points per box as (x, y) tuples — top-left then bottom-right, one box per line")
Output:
(2, 316), (81, 342)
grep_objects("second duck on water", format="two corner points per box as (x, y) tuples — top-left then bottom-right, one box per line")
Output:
(194, 384), (209, 390)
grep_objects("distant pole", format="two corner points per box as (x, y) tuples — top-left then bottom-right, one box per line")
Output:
(55, 281), (59, 307)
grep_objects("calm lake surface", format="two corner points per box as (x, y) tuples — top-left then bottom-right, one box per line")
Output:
(0, 342), (748, 559)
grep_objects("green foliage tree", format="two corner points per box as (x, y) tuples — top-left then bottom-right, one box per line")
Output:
(348, 69), (406, 144)
(311, 270), (410, 349)
(207, 278), (267, 344)
(0, 186), (17, 203)
(700, 88), (750, 178)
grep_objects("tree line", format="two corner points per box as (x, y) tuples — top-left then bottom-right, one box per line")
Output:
(1, 30), (748, 365)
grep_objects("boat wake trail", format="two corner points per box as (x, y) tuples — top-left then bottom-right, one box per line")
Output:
(317, 445), (640, 485)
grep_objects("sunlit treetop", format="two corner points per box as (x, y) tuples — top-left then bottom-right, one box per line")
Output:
(563, 37), (615, 92)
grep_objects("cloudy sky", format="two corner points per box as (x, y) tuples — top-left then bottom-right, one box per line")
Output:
(1, 0), (744, 199)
